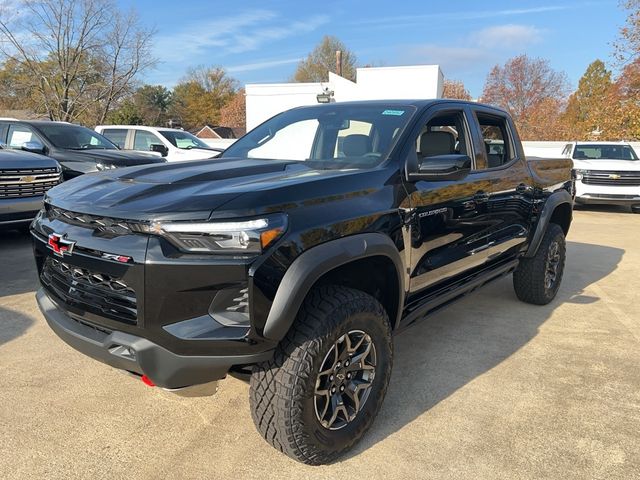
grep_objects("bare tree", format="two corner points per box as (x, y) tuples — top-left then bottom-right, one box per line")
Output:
(0, 0), (155, 124)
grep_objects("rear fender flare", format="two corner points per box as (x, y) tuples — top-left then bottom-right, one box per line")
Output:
(525, 190), (573, 257)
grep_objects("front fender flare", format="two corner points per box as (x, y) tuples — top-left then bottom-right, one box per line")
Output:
(525, 189), (573, 257)
(261, 233), (405, 341)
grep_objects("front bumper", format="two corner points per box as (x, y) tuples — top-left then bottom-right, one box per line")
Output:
(575, 180), (640, 206)
(0, 196), (43, 225)
(37, 289), (273, 389)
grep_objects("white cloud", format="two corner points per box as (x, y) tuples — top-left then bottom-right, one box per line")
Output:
(226, 57), (303, 73)
(407, 23), (543, 77)
(350, 5), (567, 28)
(152, 11), (328, 62)
(472, 24), (543, 49)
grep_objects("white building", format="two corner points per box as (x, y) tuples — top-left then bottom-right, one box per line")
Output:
(245, 65), (444, 130)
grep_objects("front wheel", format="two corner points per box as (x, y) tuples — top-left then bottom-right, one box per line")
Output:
(513, 223), (566, 305)
(249, 285), (393, 465)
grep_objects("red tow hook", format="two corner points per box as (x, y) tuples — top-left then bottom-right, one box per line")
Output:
(141, 375), (156, 387)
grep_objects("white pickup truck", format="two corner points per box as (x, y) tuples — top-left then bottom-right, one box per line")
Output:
(95, 125), (232, 162)
(562, 141), (640, 213)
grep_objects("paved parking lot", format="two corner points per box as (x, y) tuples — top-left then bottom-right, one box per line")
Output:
(1, 207), (639, 480)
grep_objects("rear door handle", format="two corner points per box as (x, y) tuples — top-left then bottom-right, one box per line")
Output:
(474, 191), (489, 203)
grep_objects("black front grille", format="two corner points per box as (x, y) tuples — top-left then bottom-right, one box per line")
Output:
(582, 171), (640, 186)
(46, 205), (135, 235)
(0, 167), (61, 198)
(41, 258), (137, 324)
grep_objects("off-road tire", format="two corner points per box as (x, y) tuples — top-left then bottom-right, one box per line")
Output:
(249, 285), (393, 465)
(513, 222), (566, 305)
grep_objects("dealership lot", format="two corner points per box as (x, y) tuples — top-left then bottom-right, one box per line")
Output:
(1, 207), (639, 480)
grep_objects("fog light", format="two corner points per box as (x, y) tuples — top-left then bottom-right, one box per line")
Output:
(208, 287), (250, 327)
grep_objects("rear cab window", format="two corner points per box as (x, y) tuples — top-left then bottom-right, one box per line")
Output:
(474, 112), (515, 169)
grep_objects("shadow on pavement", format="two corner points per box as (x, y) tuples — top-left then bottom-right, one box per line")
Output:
(346, 240), (624, 459)
(0, 306), (34, 349)
(0, 228), (38, 298)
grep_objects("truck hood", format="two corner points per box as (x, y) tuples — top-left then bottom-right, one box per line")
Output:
(44, 158), (363, 221)
(0, 149), (60, 169)
(53, 148), (165, 167)
(572, 158), (640, 171)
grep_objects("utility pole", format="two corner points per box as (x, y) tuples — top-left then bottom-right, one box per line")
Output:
(336, 50), (343, 77)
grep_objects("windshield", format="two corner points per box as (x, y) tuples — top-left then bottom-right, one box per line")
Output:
(160, 130), (212, 150)
(37, 124), (117, 150)
(573, 144), (638, 161)
(222, 104), (417, 169)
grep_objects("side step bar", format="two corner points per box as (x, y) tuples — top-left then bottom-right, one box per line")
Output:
(398, 259), (519, 332)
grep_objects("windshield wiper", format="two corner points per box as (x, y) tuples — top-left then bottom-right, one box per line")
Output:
(184, 145), (222, 152)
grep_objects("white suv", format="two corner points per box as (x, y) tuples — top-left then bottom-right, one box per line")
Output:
(563, 141), (640, 213)
(95, 125), (231, 162)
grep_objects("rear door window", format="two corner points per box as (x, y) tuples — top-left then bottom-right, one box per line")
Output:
(133, 130), (163, 151)
(102, 129), (128, 149)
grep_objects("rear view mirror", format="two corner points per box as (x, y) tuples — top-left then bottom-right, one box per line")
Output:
(22, 141), (45, 154)
(150, 143), (169, 157)
(409, 154), (471, 181)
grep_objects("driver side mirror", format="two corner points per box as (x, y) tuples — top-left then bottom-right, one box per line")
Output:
(22, 141), (46, 155)
(408, 154), (471, 181)
(150, 143), (169, 157)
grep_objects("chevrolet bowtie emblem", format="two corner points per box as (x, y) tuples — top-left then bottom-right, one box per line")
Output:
(47, 233), (76, 257)
(20, 175), (36, 183)
(609, 174), (621, 180)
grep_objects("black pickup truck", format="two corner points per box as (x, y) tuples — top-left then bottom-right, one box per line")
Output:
(0, 120), (165, 180)
(32, 100), (573, 465)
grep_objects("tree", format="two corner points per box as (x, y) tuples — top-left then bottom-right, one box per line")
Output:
(442, 79), (472, 100)
(561, 60), (613, 139)
(481, 55), (570, 140)
(614, 0), (640, 64)
(0, 0), (155, 125)
(170, 66), (238, 130)
(106, 99), (144, 125)
(219, 89), (246, 128)
(133, 85), (172, 125)
(293, 36), (357, 82)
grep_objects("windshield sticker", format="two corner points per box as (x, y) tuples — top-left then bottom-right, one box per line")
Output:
(382, 109), (405, 116)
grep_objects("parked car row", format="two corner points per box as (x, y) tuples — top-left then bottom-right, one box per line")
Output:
(0, 120), (234, 230)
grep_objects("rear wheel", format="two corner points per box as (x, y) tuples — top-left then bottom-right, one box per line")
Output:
(513, 223), (566, 305)
(631, 204), (640, 214)
(249, 285), (393, 465)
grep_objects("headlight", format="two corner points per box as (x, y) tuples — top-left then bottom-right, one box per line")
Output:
(95, 162), (117, 171)
(573, 169), (587, 180)
(144, 214), (287, 254)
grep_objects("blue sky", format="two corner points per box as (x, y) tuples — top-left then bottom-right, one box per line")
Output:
(121, 0), (626, 97)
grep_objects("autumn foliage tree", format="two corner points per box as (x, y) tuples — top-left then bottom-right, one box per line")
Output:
(442, 79), (472, 100)
(170, 66), (238, 130)
(481, 54), (570, 140)
(293, 36), (357, 82)
(561, 60), (613, 139)
(219, 89), (246, 128)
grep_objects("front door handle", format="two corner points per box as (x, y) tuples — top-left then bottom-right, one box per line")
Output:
(474, 191), (490, 203)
